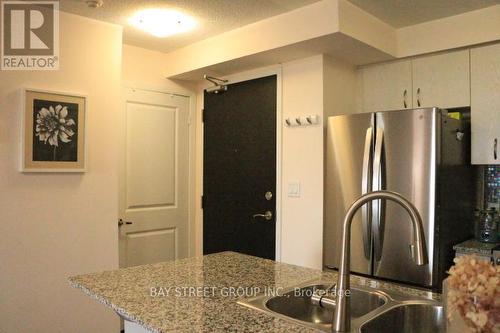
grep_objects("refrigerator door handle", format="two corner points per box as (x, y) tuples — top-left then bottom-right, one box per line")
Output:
(372, 128), (386, 261)
(361, 127), (373, 259)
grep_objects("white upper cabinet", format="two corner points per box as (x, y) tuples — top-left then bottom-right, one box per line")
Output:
(471, 43), (500, 165)
(412, 50), (470, 109)
(359, 50), (471, 112)
(361, 60), (412, 112)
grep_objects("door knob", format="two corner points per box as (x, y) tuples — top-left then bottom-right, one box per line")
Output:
(252, 211), (273, 221)
(118, 219), (133, 227)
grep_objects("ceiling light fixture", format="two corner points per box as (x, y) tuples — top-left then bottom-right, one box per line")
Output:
(128, 9), (197, 38)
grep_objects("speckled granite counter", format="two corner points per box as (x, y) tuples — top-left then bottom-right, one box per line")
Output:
(453, 239), (499, 256)
(69, 252), (440, 333)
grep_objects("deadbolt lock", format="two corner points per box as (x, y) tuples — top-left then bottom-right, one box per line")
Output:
(265, 191), (273, 201)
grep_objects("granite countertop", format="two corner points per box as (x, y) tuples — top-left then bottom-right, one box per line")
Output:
(69, 252), (440, 333)
(453, 238), (500, 256)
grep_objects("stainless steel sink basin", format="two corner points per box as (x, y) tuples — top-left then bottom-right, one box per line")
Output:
(237, 280), (443, 333)
(265, 284), (386, 324)
(360, 303), (445, 333)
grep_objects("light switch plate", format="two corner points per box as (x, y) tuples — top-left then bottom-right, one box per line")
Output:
(288, 182), (300, 197)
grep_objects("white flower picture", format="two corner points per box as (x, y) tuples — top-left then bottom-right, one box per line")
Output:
(22, 89), (86, 172)
(35, 104), (76, 160)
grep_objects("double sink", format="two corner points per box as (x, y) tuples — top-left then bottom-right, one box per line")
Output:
(238, 280), (444, 333)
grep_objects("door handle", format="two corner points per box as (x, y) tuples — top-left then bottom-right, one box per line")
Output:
(372, 128), (385, 261)
(252, 211), (273, 221)
(361, 127), (373, 259)
(118, 219), (133, 227)
(403, 89), (407, 108)
(416, 88), (421, 107)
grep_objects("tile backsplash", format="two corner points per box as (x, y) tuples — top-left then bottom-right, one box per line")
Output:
(485, 165), (500, 209)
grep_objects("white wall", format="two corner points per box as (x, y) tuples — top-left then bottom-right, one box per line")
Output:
(161, 0), (500, 80)
(397, 4), (500, 57)
(162, 0), (341, 78)
(0, 13), (122, 333)
(280, 55), (325, 269)
(122, 44), (196, 94)
(323, 55), (358, 118)
(280, 55), (357, 269)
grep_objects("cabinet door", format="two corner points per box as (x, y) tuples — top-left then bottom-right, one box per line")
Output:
(361, 60), (412, 112)
(412, 50), (470, 109)
(471, 44), (500, 165)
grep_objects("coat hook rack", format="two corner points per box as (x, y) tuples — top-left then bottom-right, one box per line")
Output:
(284, 114), (319, 127)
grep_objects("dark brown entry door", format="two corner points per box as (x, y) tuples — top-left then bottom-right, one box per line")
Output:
(203, 75), (277, 260)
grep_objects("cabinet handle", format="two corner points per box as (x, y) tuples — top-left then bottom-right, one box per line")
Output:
(495, 138), (498, 160)
(403, 89), (407, 108)
(417, 88), (421, 107)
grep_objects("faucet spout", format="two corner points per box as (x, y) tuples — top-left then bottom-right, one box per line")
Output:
(331, 190), (428, 332)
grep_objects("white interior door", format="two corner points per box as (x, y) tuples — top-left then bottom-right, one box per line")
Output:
(119, 88), (190, 267)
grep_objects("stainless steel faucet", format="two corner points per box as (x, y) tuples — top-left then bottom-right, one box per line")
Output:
(331, 190), (428, 332)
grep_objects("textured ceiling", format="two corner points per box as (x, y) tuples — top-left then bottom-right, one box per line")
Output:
(347, 0), (500, 28)
(60, 0), (321, 53)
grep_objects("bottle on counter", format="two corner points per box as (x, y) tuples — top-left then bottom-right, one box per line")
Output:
(474, 208), (499, 243)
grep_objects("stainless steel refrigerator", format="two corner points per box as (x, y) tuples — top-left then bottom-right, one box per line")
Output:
(324, 107), (475, 289)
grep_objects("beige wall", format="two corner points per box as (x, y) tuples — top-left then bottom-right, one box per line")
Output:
(122, 44), (196, 94)
(280, 55), (357, 269)
(397, 4), (500, 57)
(280, 55), (325, 269)
(0, 13), (122, 333)
(323, 55), (358, 119)
(163, 0), (341, 78)
(160, 0), (500, 80)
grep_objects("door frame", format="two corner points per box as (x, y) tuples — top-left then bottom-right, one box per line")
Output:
(120, 86), (197, 260)
(199, 65), (283, 261)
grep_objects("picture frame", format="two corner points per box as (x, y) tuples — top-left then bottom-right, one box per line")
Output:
(21, 88), (87, 172)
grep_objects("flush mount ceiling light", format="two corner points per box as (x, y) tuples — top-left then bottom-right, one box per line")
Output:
(128, 9), (197, 38)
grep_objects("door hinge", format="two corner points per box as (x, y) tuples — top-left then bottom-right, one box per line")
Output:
(201, 195), (205, 209)
(202, 108), (205, 123)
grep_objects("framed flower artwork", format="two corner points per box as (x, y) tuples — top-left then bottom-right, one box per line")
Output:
(21, 89), (87, 172)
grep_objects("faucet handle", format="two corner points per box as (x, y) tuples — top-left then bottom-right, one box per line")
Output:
(409, 242), (428, 266)
(409, 243), (416, 260)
